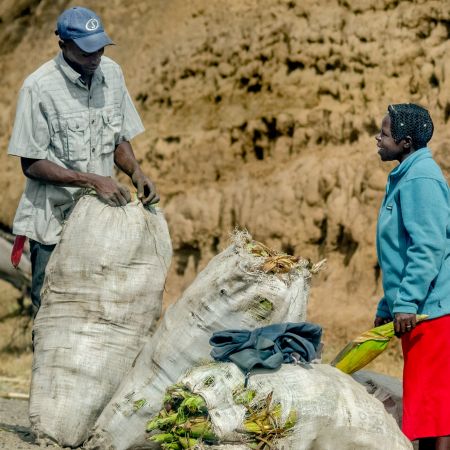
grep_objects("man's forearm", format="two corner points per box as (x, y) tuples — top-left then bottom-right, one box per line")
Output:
(21, 158), (97, 188)
(114, 141), (141, 177)
(21, 157), (131, 206)
(113, 141), (159, 204)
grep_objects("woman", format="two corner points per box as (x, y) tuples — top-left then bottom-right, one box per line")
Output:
(373, 103), (450, 450)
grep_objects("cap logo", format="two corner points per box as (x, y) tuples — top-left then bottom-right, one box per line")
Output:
(85, 18), (99, 31)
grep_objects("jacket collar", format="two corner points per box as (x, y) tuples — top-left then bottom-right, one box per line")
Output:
(389, 147), (431, 180)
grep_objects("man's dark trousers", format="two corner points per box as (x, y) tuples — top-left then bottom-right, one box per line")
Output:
(29, 240), (56, 310)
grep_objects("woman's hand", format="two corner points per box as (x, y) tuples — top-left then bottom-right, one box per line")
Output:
(374, 316), (391, 327)
(394, 313), (417, 337)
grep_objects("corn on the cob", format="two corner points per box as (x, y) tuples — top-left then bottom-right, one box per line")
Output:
(148, 382), (298, 449)
(331, 314), (428, 374)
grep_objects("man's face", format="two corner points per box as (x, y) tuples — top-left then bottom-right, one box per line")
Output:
(60, 40), (104, 76)
(375, 115), (407, 162)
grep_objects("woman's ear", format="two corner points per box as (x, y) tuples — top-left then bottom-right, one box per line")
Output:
(402, 136), (412, 150)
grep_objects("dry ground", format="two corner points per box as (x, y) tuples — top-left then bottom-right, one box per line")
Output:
(0, 398), (36, 450)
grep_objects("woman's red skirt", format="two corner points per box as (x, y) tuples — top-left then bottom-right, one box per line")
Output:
(401, 314), (450, 441)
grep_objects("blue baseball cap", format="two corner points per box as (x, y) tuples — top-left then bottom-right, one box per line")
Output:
(56, 7), (114, 53)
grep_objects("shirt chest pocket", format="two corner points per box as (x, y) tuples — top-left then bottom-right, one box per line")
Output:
(50, 117), (89, 161)
(65, 118), (89, 161)
(101, 112), (122, 154)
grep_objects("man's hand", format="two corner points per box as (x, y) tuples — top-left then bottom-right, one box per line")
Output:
(131, 169), (159, 205)
(393, 312), (417, 337)
(114, 141), (159, 205)
(90, 174), (131, 207)
(374, 316), (391, 327)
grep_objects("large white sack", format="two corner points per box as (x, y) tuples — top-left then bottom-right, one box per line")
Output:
(353, 371), (419, 450)
(353, 370), (404, 428)
(29, 195), (172, 448)
(86, 232), (316, 450)
(179, 363), (413, 450)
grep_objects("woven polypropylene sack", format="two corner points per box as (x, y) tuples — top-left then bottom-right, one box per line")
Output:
(85, 233), (312, 450)
(177, 363), (413, 450)
(353, 370), (404, 428)
(29, 196), (172, 447)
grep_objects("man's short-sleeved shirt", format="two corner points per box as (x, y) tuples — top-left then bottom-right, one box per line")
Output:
(8, 52), (144, 244)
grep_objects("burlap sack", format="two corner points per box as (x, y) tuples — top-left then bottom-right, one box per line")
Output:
(172, 363), (412, 450)
(29, 196), (172, 447)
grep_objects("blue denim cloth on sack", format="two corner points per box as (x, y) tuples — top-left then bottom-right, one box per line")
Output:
(209, 322), (322, 380)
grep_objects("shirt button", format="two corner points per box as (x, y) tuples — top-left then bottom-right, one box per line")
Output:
(91, 119), (95, 124)
(92, 148), (95, 153)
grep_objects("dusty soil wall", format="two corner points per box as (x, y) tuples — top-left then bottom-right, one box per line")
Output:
(0, 0), (448, 362)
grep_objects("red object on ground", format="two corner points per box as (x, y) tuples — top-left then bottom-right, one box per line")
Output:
(11, 235), (26, 268)
(401, 314), (450, 441)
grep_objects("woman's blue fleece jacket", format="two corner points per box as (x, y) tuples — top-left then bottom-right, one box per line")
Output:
(376, 148), (450, 320)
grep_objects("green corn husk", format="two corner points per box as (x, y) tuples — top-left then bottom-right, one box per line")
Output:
(248, 402), (297, 430)
(233, 387), (257, 406)
(180, 395), (208, 415)
(148, 384), (219, 448)
(174, 418), (217, 440)
(161, 443), (182, 450)
(163, 384), (191, 411)
(246, 242), (272, 258)
(133, 399), (147, 411)
(331, 314), (428, 374)
(148, 384), (298, 450)
(284, 410), (298, 429)
(249, 296), (274, 321)
(150, 433), (178, 444)
(243, 421), (268, 434)
(147, 413), (178, 431)
(178, 437), (198, 449)
(240, 393), (298, 450)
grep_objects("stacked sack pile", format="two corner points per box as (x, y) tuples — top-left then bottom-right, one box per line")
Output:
(28, 195), (412, 450)
(86, 230), (320, 450)
(146, 362), (411, 450)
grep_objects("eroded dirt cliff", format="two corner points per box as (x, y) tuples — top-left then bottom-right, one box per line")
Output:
(0, 0), (449, 363)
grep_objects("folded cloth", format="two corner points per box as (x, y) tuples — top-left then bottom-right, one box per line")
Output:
(209, 322), (322, 375)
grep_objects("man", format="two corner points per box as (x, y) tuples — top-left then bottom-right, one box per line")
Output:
(8, 6), (158, 309)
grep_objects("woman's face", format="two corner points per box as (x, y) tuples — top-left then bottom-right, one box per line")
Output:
(375, 115), (407, 163)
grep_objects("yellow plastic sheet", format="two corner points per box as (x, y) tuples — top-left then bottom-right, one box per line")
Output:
(330, 315), (428, 374)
